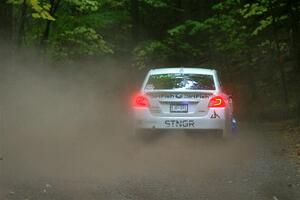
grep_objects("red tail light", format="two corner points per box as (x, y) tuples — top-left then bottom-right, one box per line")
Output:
(133, 94), (148, 107)
(208, 96), (226, 108)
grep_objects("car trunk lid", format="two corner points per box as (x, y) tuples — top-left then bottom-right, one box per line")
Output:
(145, 90), (214, 117)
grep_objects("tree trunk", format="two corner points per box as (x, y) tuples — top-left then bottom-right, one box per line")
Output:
(288, 0), (300, 73)
(175, 0), (182, 20)
(247, 53), (259, 121)
(130, 0), (141, 44)
(181, 0), (191, 20)
(270, 2), (289, 110)
(17, 0), (27, 47)
(0, 0), (13, 73)
(0, 1), (13, 42)
(40, 20), (52, 49)
(287, 0), (300, 123)
(40, 0), (61, 51)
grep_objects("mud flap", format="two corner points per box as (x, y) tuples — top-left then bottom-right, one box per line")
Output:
(231, 117), (237, 135)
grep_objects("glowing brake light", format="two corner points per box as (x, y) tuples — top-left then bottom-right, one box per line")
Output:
(133, 94), (149, 107)
(208, 96), (226, 108)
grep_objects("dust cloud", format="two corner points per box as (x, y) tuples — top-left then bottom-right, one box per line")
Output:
(0, 53), (258, 186)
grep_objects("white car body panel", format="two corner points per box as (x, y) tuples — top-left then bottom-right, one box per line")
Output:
(132, 68), (233, 135)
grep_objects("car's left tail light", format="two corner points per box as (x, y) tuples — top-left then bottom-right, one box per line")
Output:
(133, 94), (149, 107)
(208, 95), (226, 108)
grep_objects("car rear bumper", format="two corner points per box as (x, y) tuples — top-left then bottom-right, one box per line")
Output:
(133, 108), (226, 130)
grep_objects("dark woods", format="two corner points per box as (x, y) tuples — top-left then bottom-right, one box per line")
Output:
(0, 0), (299, 122)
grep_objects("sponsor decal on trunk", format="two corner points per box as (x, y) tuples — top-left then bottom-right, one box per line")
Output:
(165, 120), (195, 128)
(210, 110), (220, 119)
(151, 94), (212, 99)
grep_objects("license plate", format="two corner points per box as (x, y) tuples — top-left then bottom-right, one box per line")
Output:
(170, 104), (188, 113)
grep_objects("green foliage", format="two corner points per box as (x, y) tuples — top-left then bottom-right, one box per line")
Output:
(66, 0), (101, 12)
(168, 15), (246, 54)
(133, 40), (172, 69)
(252, 16), (273, 35)
(240, 0), (289, 35)
(73, 10), (130, 29)
(143, 0), (168, 8)
(54, 26), (113, 59)
(7, 0), (55, 20)
(240, 2), (268, 18)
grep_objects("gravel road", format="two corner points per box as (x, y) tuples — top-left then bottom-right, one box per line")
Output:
(1, 123), (300, 200)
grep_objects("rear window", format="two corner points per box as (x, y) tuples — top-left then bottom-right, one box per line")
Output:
(145, 73), (215, 90)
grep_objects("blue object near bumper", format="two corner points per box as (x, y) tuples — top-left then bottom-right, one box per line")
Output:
(231, 117), (237, 134)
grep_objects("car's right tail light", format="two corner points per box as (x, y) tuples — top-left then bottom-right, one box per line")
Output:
(208, 95), (226, 108)
(133, 93), (149, 107)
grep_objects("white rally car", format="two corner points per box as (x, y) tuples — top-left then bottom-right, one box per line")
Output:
(132, 67), (235, 138)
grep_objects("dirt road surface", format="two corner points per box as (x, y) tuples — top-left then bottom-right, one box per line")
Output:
(1, 124), (300, 200)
